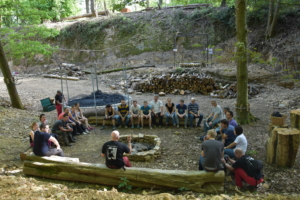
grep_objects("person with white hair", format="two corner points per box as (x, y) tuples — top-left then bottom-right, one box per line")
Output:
(101, 131), (132, 169)
(187, 97), (204, 129)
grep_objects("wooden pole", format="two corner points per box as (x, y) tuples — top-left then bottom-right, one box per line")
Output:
(290, 110), (300, 130)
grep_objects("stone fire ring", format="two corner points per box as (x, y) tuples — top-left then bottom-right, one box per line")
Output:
(119, 134), (161, 162)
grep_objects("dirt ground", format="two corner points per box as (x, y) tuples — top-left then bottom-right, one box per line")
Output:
(0, 69), (300, 198)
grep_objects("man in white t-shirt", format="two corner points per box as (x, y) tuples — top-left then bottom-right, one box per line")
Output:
(224, 125), (247, 158)
(150, 94), (163, 127)
(130, 100), (141, 129)
(203, 100), (223, 133)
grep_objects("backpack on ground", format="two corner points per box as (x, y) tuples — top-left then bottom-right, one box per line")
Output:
(245, 156), (263, 180)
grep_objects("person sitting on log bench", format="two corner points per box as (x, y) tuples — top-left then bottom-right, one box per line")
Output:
(38, 114), (49, 126)
(215, 110), (238, 135)
(175, 99), (188, 128)
(222, 148), (264, 189)
(188, 97), (204, 129)
(130, 100), (141, 129)
(70, 105), (89, 134)
(101, 131), (132, 169)
(199, 129), (224, 172)
(165, 98), (176, 127)
(140, 101), (152, 129)
(29, 122), (39, 147)
(74, 102), (94, 130)
(33, 123), (64, 157)
(100, 104), (116, 130)
(59, 107), (86, 136)
(220, 119), (237, 147)
(52, 113), (74, 146)
(150, 94), (164, 128)
(224, 125), (247, 158)
(116, 100), (130, 128)
(203, 100), (223, 133)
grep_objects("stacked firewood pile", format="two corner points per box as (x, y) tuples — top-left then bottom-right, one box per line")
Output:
(135, 73), (219, 95)
(210, 82), (263, 99)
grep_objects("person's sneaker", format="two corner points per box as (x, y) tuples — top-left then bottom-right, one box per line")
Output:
(82, 132), (87, 135)
(137, 125), (140, 128)
(177, 125), (179, 128)
(140, 126), (143, 129)
(131, 125), (135, 128)
(184, 125), (187, 129)
(85, 130), (90, 133)
(205, 122), (209, 127)
(150, 126), (153, 129)
(112, 126), (116, 130)
(125, 126), (128, 129)
(194, 136), (200, 140)
(118, 125), (122, 128)
(100, 125), (105, 130)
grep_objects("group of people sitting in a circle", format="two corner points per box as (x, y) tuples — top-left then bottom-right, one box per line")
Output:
(30, 91), (263, 190)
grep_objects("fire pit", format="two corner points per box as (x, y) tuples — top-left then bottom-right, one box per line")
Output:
(68, 90), (130, 107)
(119, 134), (161, 162)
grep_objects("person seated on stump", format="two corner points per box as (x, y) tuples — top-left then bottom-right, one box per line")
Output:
(199, 129), (224, 172)
(116, 100), (130, 128)
(203, 100), (223, 133)
(150, 94), (163, 127)
(140, 101), (152, 129)
(224, 125), (247, 158)
(29, 122), (39, 147)
(100, 104), (116, 130)
(165, 98), (175, 127)
(33, 123), (64, 157)
(74, 103), (94, 130)
(51, 113), (74, 146)
(222, 148), (264, 189)
(215, 110), (238, 135)
(188, 98), (204, 129)
(130, 100), (141, 128)
(101, 130), (132, 169)
(71, 105), (89, 134)
(175, 99), (188, 128)
(38, 114), (49, 126)
(220, 119), (236, 147)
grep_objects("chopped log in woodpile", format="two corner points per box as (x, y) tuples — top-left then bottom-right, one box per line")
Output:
(42, 74), (79, 81)
(23, 155), (225, 193)
(290, 110), (300, 130)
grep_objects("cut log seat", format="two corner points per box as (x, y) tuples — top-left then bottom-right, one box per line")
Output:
(23, 155), (225, 193)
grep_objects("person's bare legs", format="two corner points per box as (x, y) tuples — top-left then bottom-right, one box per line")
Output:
(149, 115), (152, 128)
(112, 118), (115, 126)
(141, 116), (144, 126)
(130, 115), (134, 125)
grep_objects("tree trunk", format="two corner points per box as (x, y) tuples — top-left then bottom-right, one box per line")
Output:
(85, 0), (90, 13)
(23, 155), (225, 193)
(146, 0), (150, 8)
(91, 0), (98, 17)
(235, 0), (250, 124)
(266, 0), (281, 38)
(290, 110), (300, 130)
(220, 0), (227, 7)
(0, 41), (24, 109)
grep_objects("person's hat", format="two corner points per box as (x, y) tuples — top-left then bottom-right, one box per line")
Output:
(57, 90), (62, 94)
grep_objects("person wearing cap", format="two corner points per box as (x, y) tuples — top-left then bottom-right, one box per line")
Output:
(55, 90), (66, 116)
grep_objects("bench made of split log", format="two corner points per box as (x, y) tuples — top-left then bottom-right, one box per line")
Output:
(23, 155), (224, 193)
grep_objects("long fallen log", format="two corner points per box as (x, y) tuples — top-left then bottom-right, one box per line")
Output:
(62, 10), (108, 21)
(82, 65), (155, 75)
(23, 155), (224, 193)
(43, 74), (79, 81)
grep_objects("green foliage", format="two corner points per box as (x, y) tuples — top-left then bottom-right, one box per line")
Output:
(175, 67), (184, 74)
(247, 150), (258, 156)
(210, 6), (236, 28)
(118, 177), (132, 192)
(112, 0), (146, 12)
(178, 187), (190, 191)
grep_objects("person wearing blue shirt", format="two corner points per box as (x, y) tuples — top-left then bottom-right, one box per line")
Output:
(175, 99), (188, 128)
(140, 101), (152, 129)
(187, 98), (204, 129)
(220, 119), (237, 147)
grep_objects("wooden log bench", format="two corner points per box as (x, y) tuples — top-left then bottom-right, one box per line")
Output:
(23, 155), (225, 193)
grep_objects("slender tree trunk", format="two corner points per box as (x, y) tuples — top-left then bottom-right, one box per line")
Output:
(91, 0), (98, 17)
(266, 0), (281, 38)
(220, 0), (227, 7)
(146, 0), (150, 8)
(85, 0), (90, 13)
(235, 0), (249, 124)
(0, 41), (24, 109)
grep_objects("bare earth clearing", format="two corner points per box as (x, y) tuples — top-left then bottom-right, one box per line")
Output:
(0, 69), (300, 198)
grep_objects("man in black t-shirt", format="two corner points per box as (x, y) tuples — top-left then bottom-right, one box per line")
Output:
(55, 90), (66, 116)
(52, 113), (74, 146)
(222, 148), (264, 188)
(101, 131), (132, 169)
(33, 123), (64, 157)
